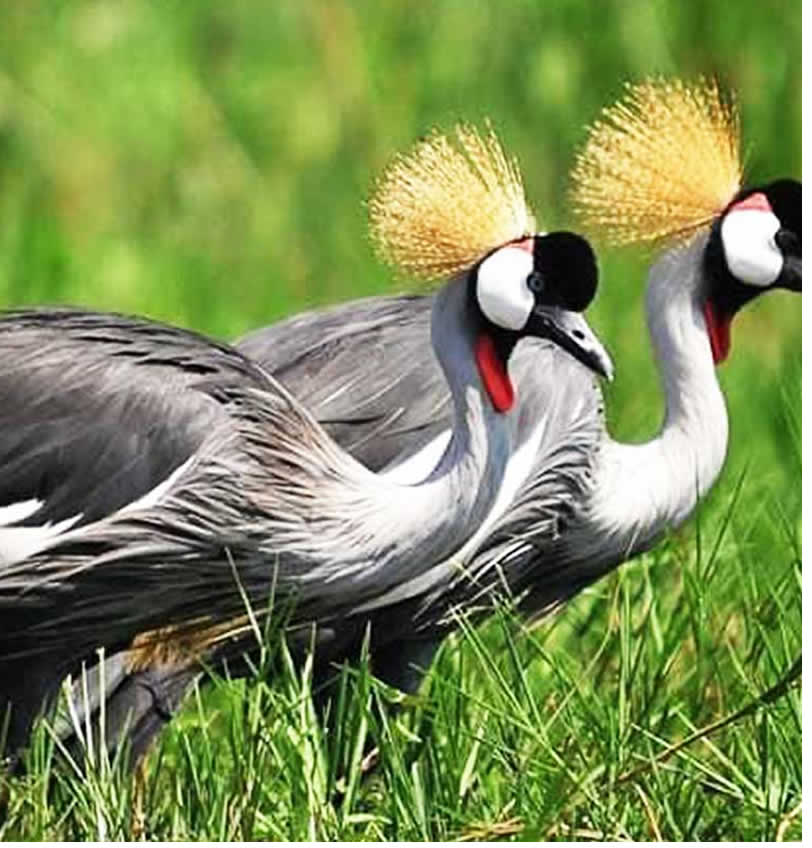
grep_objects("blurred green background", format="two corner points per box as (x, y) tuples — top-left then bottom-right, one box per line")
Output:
(0, 2), (800, 838)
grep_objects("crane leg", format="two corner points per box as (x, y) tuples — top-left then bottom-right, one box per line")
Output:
(372, 638), (441, 695)
(57, 656), (198, 771)
(0, 656), (68, 769)
(49, 633), (443, 774)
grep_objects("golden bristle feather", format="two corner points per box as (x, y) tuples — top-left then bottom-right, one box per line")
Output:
(127, 614), (253, 671)
(368, 123), (537, 280)
(570, 77), (743, 246)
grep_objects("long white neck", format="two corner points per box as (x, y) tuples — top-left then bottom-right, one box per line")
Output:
(402, 275), (514, 548)
(591, 234), (729, 557)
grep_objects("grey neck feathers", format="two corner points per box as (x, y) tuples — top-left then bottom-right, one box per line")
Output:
(592, 233), (729, 556)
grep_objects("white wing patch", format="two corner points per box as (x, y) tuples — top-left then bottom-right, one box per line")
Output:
(0, 499), (43, 527)
(0, 513), (83, 566)
(0, 456), (194, 567)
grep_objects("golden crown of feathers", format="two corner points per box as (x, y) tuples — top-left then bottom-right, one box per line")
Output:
(570, 77), (743, 246)
(367, 79), (742, 275)
(368, 123), (537, 280)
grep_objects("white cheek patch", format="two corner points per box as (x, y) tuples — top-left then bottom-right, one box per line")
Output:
(476, 246), (534, 330)
(721, 208), (783, 287)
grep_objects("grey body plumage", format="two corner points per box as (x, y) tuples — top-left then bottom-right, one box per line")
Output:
(0, 290), (493, 617)
(0, 257), (608, 758)
(46, 293), (606, 765)
(238, 295), (451, 470)
(0, 122), (614, 763)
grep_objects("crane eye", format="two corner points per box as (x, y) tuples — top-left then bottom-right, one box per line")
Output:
(775, 228), (799, 256)
(526, 271), (545, 294)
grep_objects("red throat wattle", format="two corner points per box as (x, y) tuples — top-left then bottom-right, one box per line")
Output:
(475, 333), (515, 413)
(703, 300), (732, 364)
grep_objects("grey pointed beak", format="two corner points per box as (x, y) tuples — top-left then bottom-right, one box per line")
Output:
(526, 305), (614, 380)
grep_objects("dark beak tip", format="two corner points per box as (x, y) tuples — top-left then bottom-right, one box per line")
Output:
(595, 356), (614, 382)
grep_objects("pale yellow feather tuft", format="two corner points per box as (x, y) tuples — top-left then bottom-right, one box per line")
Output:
(570, 77), (742, 246)
(127, 613), (279, 671)
(368, 123), (536, 280)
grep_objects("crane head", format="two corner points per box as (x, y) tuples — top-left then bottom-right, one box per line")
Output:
(702, 178), (802, 363)
(470, 230), (613, 412)
(368, 122), (613, 413)
(568, 75), (799, 367)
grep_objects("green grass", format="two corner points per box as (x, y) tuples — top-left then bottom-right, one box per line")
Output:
(0, 0), (801, 840)
(1, 512), (802, 840)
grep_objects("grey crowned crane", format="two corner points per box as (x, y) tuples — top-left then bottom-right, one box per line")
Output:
(0, 126), (612, 761)
(57, 79), (801, 767)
